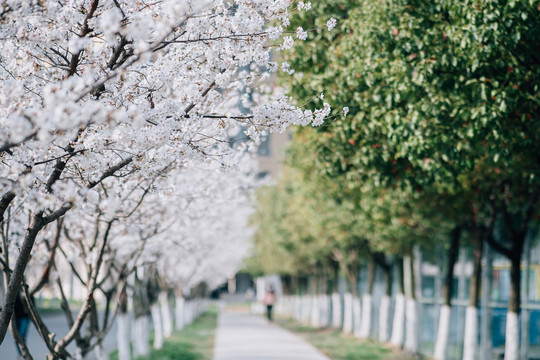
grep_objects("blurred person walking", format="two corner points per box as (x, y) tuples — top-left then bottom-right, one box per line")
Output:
(263, 286), (276, 321)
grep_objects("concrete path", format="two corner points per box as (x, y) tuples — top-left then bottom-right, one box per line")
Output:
(213, 312), (330, 360)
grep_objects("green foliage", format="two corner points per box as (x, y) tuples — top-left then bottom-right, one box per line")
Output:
(284, 0), (540, 196)
(248, 166), (349, 275)
(251, 0), (540, 278)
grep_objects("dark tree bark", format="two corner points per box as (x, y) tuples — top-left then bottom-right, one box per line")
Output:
(366, 257), (375, 296)
(442, 227), (461, 306)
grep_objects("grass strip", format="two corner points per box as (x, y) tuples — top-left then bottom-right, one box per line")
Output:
(276, 317), (417, 360)
(111, 305), (218, 360)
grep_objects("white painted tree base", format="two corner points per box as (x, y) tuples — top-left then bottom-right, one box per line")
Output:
(352, 296), (362, 338)
(134, 316), (150, 357)
(434, 304), (451, 360)
(160, 292), (173, 338)
(175, 296), (185, 331)
(390, 293), (405, 347)
(294, 295), (302, 321)
(378, 295), (390, 342)
(342, 293), (353, 334)
(151, 303), (164, 350)
(184, 301), (193, 325)
(320, 295), (330, 327)
(404, 298), (419, 353)
(462, 306), (478, 360)
(302, 296), (311, 324)
(311, 295), (320, 327)
(504, 311), (519, 360)
(116, 313), (131, 360)
(331, 293), (342, 328)
(359, 294), (372, 338)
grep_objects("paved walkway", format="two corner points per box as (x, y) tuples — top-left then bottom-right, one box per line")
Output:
(213, 312), (330, 360)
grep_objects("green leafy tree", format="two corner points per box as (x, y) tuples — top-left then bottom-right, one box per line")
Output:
(281, 1), (540, 358)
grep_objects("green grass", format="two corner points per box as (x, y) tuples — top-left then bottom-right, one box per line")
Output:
(111, 306), (218, 360)
(276, 317), (418, 360)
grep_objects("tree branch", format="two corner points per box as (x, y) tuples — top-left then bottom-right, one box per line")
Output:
(31, 219), (62, 296)
(53, 220), (112, 354)
(0, 213), (44, 343)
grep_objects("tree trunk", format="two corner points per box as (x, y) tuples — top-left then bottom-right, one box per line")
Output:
(186, 300), (194, 325)
(353, 293), (362, 338)
(379, 259), (392, 342)
(390, 257), (405, 348)
(505, 242), (524, 360)
(116, 313), (130, 360)
(463, 233), (483, 360)
(320, 271), (329, 327)
(404, 252), (419, 353)
(435, 227), (461, 360)
(310, 272), (321, 327)
(330, 264), (341, 328)
(117, 288), (131, 360)
(343, 292), (354, 334)
(150, 303), (163, 350)
(301, 276), (310, 324)
(343, 264), (357, 335)
(133, 316), (150, 357)
(159, 291), (173, 338)
(175, 296), (185, 331)
(360, 258), (375, 338)
(0, 214), (44, 343)
(493, 206), (528, 360)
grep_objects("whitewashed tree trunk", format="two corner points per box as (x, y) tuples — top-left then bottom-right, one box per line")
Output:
(390, 293), (405, 347)
(320, 294), (330, 327)
(116, 312), (131, 360)
(463, 306), (478, 360)
(332, 292), (342, 328)
(504, 312), (519, 360)
(378, 295), (391, 342)
(318, 295), (324, 327)
(278, 296), (285, 316)
(360, 294), (372, 338)
(184, 301), (192, 325)
(311, 294), (320, 327)
(151, 303), (164, 350)
(434, 304), (452, 360)
(342, 293), (353, 334)
(404, 298), (419, 353)
(134, 316), (150, 357)
(288, 295), (294, 317)
(352, 296), (362, 337)
(95, 343), (109, 360)
(175, 296), (185, 331)
(302, 295), (311, 323)
(160, 291), (173, 338)
(291, 295), (300, 320)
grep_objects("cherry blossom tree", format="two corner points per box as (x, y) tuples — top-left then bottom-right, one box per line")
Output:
(0, 0), (337, 355)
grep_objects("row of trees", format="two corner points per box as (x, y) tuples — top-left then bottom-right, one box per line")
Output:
(0, 1), (338, 358)
(250, 1), (540, 360)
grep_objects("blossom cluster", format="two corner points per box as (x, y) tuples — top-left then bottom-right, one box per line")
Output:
(0, 1), (340, 355)
(0, 3), (338, 349)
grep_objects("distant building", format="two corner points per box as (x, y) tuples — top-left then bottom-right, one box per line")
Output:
(257, 132), (290, 180)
